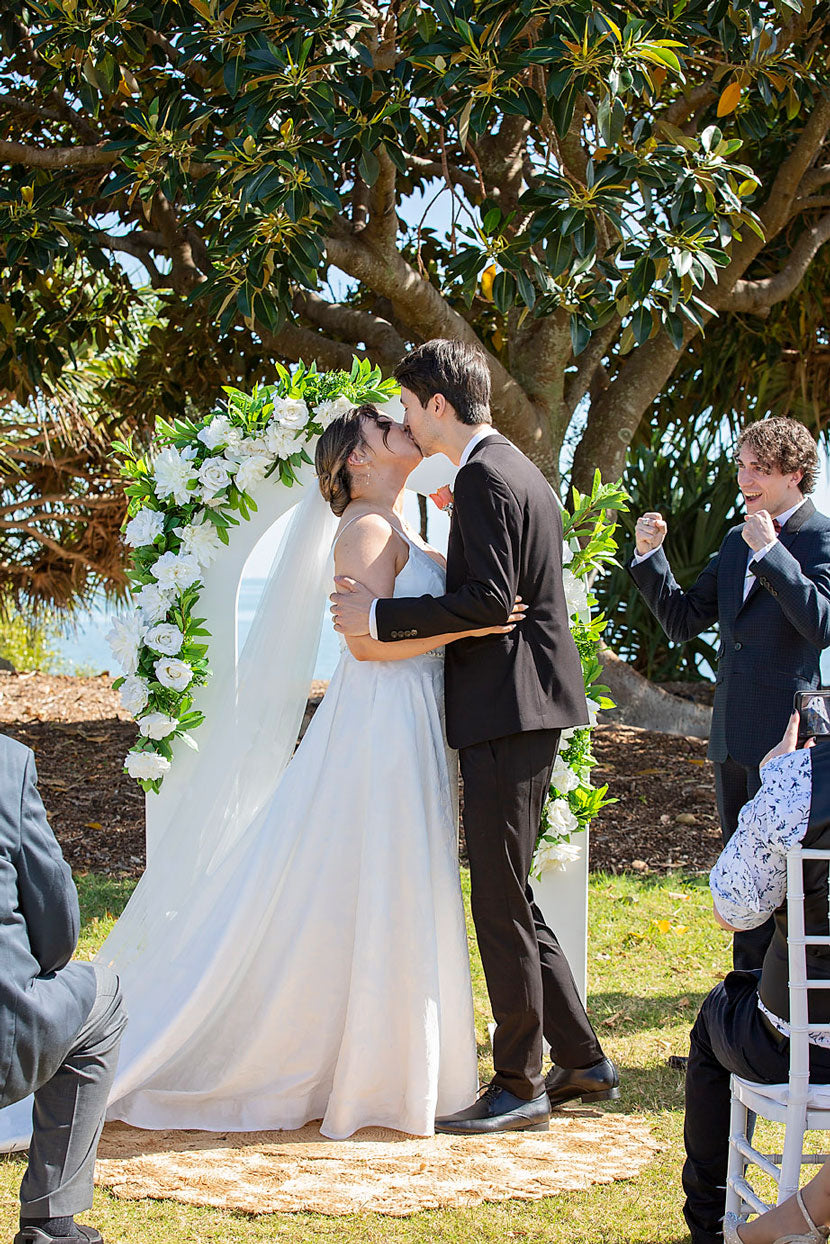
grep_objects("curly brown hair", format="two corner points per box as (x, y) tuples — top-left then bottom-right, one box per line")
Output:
(735, 417), (819, 495)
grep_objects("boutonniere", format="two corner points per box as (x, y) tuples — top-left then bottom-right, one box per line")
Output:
(429, 485), (454, 518)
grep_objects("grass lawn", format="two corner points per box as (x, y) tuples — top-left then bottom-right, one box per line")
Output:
(1, 869), (748, 1242)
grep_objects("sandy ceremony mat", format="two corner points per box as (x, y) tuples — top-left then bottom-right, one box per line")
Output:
(94, 1111), (658, 1216)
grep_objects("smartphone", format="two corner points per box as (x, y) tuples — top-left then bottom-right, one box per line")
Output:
(794, 689), (830, 744)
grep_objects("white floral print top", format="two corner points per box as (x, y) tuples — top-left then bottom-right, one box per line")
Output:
(709, 748), (830, 1048)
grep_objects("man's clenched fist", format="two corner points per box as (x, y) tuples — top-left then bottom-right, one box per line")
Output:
(635, 512), (668, 557)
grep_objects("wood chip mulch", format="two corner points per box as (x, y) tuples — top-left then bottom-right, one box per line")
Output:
(0, 674), (722, 880)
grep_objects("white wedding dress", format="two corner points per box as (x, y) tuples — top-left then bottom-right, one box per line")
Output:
(97, 529), (477, 1139)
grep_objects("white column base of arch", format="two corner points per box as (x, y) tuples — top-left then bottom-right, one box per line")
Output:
(533, 829), (589, 1007)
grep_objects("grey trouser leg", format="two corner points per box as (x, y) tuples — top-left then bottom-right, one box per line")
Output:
(20, 964), (127, 1220)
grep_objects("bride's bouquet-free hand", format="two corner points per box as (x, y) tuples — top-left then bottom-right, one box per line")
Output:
(109, 358), (398, 792)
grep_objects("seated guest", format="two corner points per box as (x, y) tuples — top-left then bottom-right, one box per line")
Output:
(0, 734), (127, 1243)
(725, 1157), (830, 1242)
(683, 711), (830, 1244)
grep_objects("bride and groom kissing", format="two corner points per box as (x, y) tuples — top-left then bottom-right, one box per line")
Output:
(0, 337), (619, 1161)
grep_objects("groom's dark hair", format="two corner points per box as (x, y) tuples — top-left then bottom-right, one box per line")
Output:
(394, 340), (492, 425)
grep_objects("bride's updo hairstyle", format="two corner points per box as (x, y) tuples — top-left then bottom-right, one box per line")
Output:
(316, 404), (387, 516)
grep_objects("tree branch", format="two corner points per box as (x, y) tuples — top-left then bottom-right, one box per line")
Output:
(404, 153), (488, 203)
(363, 146), (398, 248)
(564, 315), (622, 415)
(292, 290), (405, 363)
(261, 322), (372, 372)
(718, 212), (830, 314)
(800, 165), (830, 195)
(0, 139), (116, 168)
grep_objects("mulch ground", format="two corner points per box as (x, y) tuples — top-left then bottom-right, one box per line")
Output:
(0, 673), (722, 880)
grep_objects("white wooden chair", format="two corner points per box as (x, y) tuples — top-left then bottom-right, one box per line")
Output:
(725, 846), (830, 1218)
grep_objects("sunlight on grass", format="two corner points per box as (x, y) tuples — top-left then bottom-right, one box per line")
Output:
(0, 868), (776, 1243)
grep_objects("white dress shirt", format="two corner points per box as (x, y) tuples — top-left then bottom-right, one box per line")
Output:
(368, 424), (498, 640)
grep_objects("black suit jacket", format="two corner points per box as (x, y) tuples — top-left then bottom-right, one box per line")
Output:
(627, 499), (830, 766)
(0, 734), (96, 1107)
(376, 434), (588, 749)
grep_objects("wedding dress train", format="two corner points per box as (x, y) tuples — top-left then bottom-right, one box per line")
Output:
(99, 532), (477, 1139)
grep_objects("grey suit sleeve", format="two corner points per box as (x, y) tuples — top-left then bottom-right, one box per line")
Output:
(15, 750), (80, 974)
(749, 534), (830, 649)
(627, 544), (720, 642)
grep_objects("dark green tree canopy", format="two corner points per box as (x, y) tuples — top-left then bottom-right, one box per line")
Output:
(0, 0), (829, 606)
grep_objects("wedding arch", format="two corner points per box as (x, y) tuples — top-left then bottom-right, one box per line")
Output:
(110, 359), (625, 1000)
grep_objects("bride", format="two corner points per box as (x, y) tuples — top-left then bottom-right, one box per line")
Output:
(59, 405), (521, 1141)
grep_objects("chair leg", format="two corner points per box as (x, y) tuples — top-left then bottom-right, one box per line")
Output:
(778, 1104), (807, 1204)
(726, 1080), (750, 1216)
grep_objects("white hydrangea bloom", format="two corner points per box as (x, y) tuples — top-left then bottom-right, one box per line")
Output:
(118, 674), (150, 715)
(106, 614), (146, 675)
(264, 420), (298, 459)
(154, 656), (193, 692)
(124, 508), (164, 548)
(563, 567), (589, 619)
(175, 513), (223, 568)
(271, 395), (309, 429)
(144, 622), (184, 656)
(197, 458), (232, 498)
(534, 836), (582, 875)
(153, 447), (198, 505)
(137, 711), (179, 739)
(150, 551), (201, 592)
(546, 797), (580, 837)
(549, 756), (581, 794)
(313, 393), (354, 428)
(124, 749), (172, 781)
(133, 582), (173, 624)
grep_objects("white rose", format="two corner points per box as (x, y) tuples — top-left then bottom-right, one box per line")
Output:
(197, 458), (232, 498)
(271, 395), (309, 429)
(106, 613), (146, 675)
(137, 711), (179, 739)
(563, 568), (589, 619)
(125, 749), (172, 781)
(545, 797), (580, 837)
(264, 420), (297, 458)
(534, 836), (582, 875)
(153, 447), (198, 505)
(124, 508), (165, 548)
(118, 674), (150, 715)
(150, 550), (201, 592)
(235, 456), (269, 493)
(197, 415), (233, 450)
(549, 757), (581, 794)
(154, 656), (193, 692)
(175, 513), (223, 568)
(313, 394), (354, 428)
(144, 622), (184, 656)
(133, 582), (173, 624)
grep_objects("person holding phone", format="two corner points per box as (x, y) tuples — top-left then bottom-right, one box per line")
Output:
(629, 416), (830, 969)
(683, 710), (830, 1244)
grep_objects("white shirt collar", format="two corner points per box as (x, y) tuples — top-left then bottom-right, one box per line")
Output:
(458, 424), (498, 468)
(773, 497), (806, 530)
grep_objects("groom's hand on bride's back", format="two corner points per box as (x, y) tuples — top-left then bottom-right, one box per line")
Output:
(331, 576), (374, 635)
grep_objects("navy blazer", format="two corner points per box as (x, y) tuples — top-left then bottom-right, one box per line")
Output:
(628, 498), (830, 766)
(0, 734), (96, 1107)
(375, 434), (588, 749)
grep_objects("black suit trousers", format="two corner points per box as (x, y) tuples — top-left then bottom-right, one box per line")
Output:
(713, 758), (775, 970)
(683, 971), (830, 1244)
(460, 729), (603, 1099)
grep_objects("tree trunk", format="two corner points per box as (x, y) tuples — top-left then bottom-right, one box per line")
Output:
(598, 646), (712, 739)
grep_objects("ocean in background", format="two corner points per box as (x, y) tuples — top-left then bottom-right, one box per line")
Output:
(56, 579), (342, 681)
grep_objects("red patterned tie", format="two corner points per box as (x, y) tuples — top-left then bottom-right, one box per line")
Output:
(773, 519), (782, 535)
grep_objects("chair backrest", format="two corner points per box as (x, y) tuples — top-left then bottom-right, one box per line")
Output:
(786, 846), (830, 1099)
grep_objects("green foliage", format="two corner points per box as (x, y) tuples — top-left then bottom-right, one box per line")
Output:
(594, 418), (741, 680)
(0, 597), (67, 672)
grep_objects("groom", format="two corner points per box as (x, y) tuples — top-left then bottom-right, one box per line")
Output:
(331, 339), (618, 1134)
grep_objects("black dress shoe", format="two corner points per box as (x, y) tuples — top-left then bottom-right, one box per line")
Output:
(15, 1226), (103, 1243)
(434, 1081), (551, 1135)
(545, 1056), (620, 1110)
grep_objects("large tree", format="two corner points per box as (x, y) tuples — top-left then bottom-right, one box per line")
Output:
(0, 0), (829, 608)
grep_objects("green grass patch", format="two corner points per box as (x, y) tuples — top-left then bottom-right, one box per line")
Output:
(1, 870), (746, 1242)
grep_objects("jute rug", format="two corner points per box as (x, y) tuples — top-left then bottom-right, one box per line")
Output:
(94, 1111), (658, 1216)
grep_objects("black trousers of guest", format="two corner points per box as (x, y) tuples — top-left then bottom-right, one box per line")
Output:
(714, 757), (774, 970)
(683, 970), (830, 1244)
(460, 728), (604, 1101)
